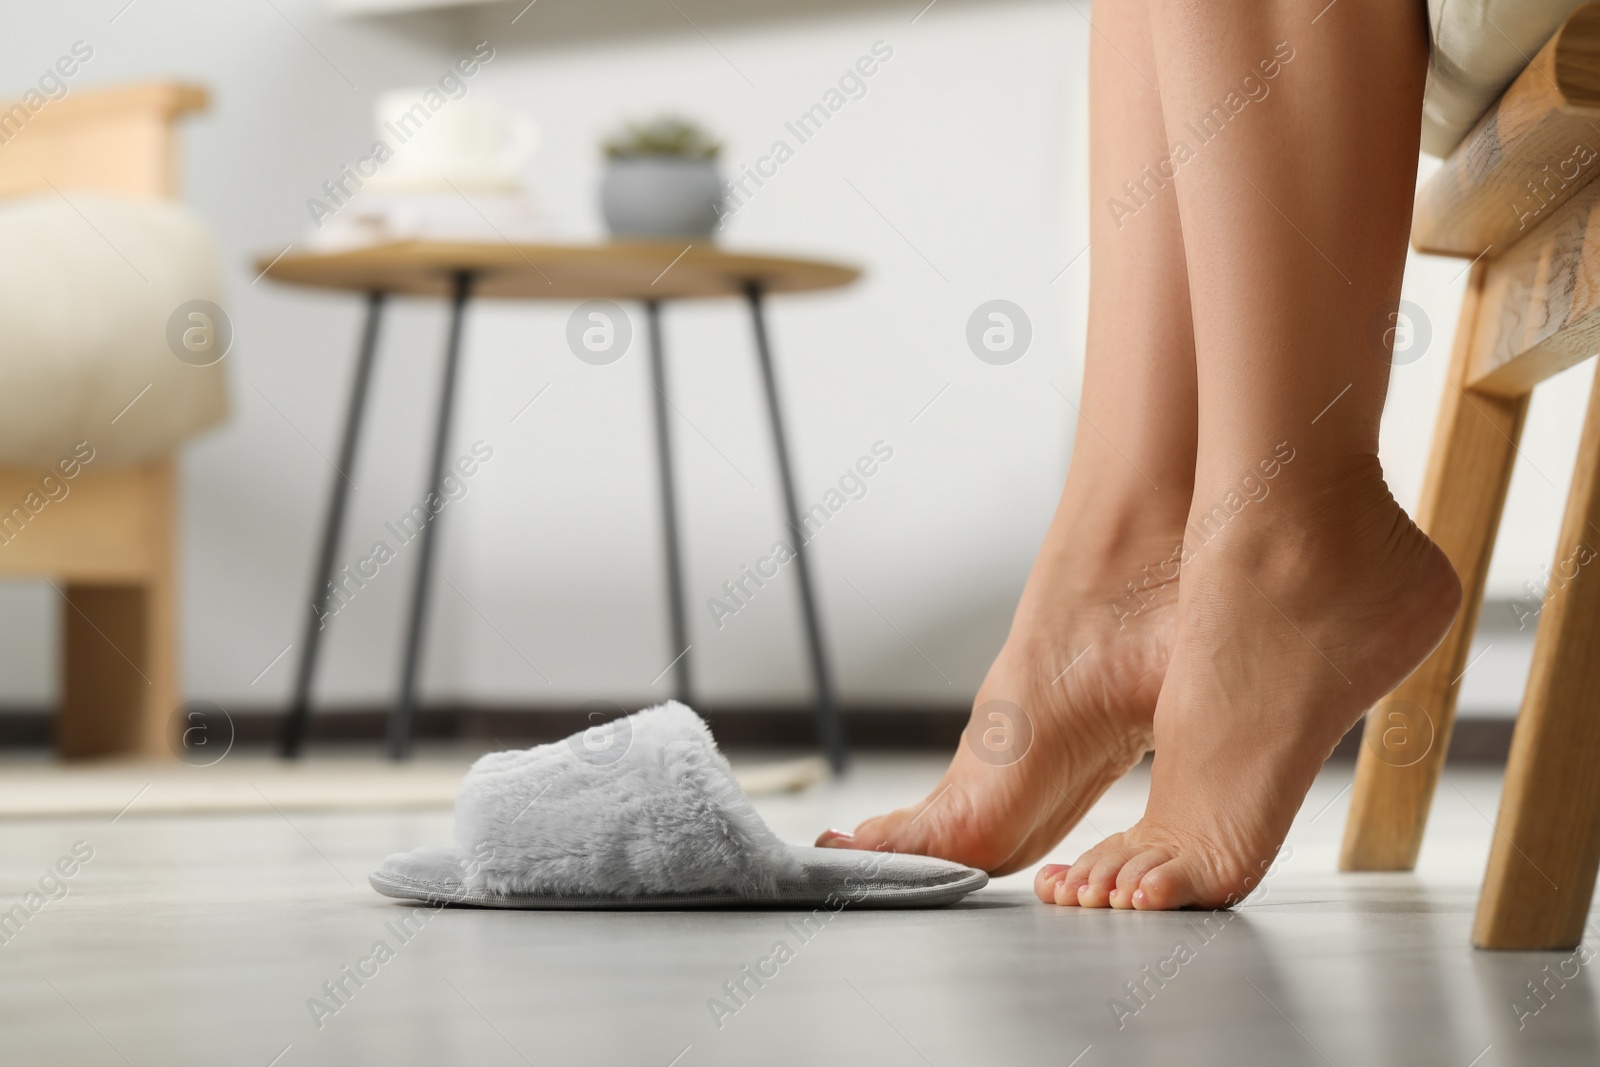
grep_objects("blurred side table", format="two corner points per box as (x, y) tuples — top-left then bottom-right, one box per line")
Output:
(257, 241), (860, 769)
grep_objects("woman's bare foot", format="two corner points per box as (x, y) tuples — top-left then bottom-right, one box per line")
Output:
(817, 495), (1182, 876)
(1037, 458), (1460, 909)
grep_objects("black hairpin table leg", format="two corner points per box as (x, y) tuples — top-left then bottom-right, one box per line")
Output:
(281, 291), (387, 759)
(745, 282), (847, 773)
(390, 271), (475, 759)
(645, 300), (695, 704)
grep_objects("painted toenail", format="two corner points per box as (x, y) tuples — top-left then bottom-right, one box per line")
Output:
(1133, 889), (1146, 908)
(818, 829), (854, 844)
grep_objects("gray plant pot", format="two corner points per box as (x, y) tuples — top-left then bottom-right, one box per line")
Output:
(600, 156), (724, 238)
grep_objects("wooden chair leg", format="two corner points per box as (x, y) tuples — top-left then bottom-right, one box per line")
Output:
(1474, 366), (1600, 950)
(56, 460), (178, 760)
(1341, 265), (1530, 871)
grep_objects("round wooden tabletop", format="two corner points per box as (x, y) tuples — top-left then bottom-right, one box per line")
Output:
(255, 241), (861, 301)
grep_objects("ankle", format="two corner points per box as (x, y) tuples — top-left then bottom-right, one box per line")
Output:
(1014, 515), (1185, 640)
(1181, 452), (1451, 612)
(1184, 446), (1388, 554)
(1046, 470), (1190, 567)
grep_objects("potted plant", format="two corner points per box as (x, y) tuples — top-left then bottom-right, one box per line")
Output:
(600, 116), (724, 238)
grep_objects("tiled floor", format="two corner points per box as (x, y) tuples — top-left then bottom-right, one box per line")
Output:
(1, 754), (1595, 1066)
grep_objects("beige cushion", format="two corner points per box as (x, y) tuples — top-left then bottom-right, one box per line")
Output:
(1424, 0), (1588, 156)
(0, 194), (228, 466)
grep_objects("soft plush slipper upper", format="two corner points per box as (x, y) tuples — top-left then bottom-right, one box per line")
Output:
(370, 702), (987, 909)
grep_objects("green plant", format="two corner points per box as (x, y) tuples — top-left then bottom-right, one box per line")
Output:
(603, 116), (721, 161)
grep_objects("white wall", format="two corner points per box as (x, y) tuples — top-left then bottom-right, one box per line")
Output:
(444, 2), (1086, 706)
(0, 0), (1570, 719)
(0, 0), (1084, 713)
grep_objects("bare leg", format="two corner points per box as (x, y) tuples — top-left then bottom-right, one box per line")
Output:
(1039, 0), (1460, 909)
(818, 0), (1198, 873)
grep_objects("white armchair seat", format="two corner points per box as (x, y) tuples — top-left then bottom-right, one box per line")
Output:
(1425, 0), (1589, 155)
(0, 193), (227, 466)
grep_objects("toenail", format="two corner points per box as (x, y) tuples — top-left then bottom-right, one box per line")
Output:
(818, 828), (854, 844)
(1133, 889), (1146, 908)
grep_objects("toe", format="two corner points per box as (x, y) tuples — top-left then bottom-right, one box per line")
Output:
(1114, 847), (1174, 909)
(1034, 864), (1071, 904)
(816, 805), (972, 865)
(1078, 850), (1126, 908)
(1053, 835), (1122, 906)
(1051, 857), (1095, 906)
(1055, 876), (1080, 906)
(824, 789), (1020, 871)
(1133, 855), (1205, 910)
(820, 812), (902, 853)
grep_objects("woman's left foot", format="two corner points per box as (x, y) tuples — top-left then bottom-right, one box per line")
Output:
(816, 616), (1168, 876)
(815, 492), (1183, 876)
(1037, 461), (1460, 909)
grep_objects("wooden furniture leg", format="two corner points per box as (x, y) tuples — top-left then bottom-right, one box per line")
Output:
(1474, 366), (1600, 949)
(1341, 265), (1530, 870)
(0, 83), (206, 760)
(54, 459), (179, 759)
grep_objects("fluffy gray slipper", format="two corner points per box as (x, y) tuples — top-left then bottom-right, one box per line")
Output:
(370, 702), (986, 909)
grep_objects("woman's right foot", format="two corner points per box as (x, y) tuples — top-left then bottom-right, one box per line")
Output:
(1037, 458), (1460, 909)
(817, 505), (1183, 876)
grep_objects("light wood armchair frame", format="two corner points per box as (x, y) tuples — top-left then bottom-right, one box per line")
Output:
(1341, 6), (1600, 949)
(0, 81), (207, 759)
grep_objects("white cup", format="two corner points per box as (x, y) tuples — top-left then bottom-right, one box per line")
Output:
(367, 90), (538, 194)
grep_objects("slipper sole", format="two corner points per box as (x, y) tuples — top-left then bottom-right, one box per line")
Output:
(370, 846), (988, 910)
